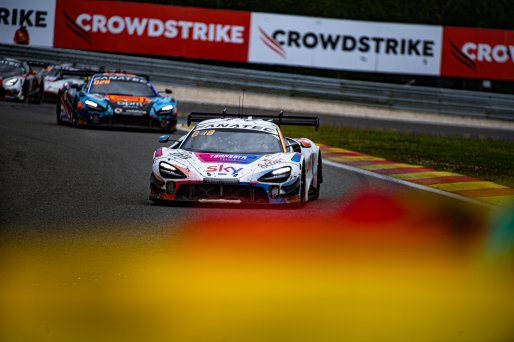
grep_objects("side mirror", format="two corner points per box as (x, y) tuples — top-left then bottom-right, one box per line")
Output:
(165, 88), (172, 94)
(158, 135), (170, 143)
(299, 140), (312, 148)
(70, 83), (80, 89)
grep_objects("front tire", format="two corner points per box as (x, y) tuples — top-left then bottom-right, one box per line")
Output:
(71, 107), (79, 127)
(295, 166), (307, 207)
(309, 153), (322, 201)
(56, 97), (63, 125)
(34, 83), (44, 104)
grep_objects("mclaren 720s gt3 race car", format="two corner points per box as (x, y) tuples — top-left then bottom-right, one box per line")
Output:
(150, 112), (322, 206)
(57, 72), (178, 131)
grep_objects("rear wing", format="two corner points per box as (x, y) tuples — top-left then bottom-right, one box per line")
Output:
(187, 110), (319, 131)
(26, 60), (49, 68)
(61, 68), (101, 78)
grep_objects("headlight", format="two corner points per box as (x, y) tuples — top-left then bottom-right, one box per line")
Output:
(159, 104), (174, 112)
(258, 166), (292, 183)
(159, 161), (186, 179)
(4, 77), (19, 87)
(85, 99), (99, 108)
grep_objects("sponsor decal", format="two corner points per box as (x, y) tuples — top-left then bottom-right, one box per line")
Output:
(206, 164), (243, 175)
(106, 95), (150, 104)
(94, 75), (146, 83)
(0, 0), (56, 47)
(249, 12), (442, 76)
(114, 107), (122, 114)
(258, 157), (284, 168)
(195, 122), (276, 134)
(441, 26), (514, 81)
(196, 153), (261, 164)
(54, 0), (250, 62)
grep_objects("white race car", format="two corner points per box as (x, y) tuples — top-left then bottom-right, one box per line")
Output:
(40, 64), (97, 101)
(150, 112), (322, 206)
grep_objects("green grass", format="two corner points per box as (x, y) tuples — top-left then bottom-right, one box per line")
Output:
(281, 126), (514, 187)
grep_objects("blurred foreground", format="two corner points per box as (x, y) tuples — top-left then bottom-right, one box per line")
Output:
(1, 191), (513, 341)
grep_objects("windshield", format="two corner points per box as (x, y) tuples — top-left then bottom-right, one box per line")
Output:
(181, 128), (283, 154)
(89, 80), (156, 97)
(0, 62), (25, 77)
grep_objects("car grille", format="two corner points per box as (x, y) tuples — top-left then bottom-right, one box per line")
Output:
(175, 184), (269, 203)
(105, 115), (152, 127)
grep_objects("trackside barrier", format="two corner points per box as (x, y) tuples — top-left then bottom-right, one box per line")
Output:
(2, 44), (514, 121)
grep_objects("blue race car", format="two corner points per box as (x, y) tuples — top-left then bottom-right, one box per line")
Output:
(57, 72), (177, 131)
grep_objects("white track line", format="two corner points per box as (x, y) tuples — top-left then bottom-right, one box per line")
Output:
(177, 124), (492, 208)
(322, 159), (493, 208)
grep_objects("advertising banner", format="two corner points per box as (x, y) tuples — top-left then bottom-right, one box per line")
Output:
(0, 0), (56, 47)
(441, 26), (514, 81)
(249, 12), (443, 76)
(53, 0), (250, 62)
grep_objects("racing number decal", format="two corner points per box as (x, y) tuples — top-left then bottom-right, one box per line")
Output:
(93, 79), (110, 85)
(192, 130), (216, 137)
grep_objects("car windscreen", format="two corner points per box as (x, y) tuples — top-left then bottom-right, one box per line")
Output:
(89, 80), (156, 97)
(181, 128), (283, 154)
(0, 63), (25, 77)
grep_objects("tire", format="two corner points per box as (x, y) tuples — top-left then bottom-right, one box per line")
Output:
(21, 82), (29, 103)
(34, 83), (44, 104)
(71, 108), (78, 127)
(295, 165), (307, 207)
(56, 97), (63, 125)
(309, 153), (322, 201)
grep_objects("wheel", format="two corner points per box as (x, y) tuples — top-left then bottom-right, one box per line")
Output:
(71, 108), (78, 127)
(35, 82), (44, 104)
(295, 165), (307, 207)
(309, 153), (322, 201)
(56, 96), (63, 125)
(21, 82), (29, 103)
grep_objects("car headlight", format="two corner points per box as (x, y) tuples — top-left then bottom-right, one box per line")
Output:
(85, 99), (99, 108)
(4, 77), (19, 87)
(258, 166), (292, 183)
(159, 161), (186, 179)
(159, 104), (174, 112)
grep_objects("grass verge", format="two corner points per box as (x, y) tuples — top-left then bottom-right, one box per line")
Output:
(281, 125), (514, 188)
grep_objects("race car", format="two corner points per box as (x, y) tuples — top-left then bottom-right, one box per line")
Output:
(150, 111), (322, 206)
(57, 72), (178, 131)
(39, 64), (99, 101)
(0, 57), (44, 103)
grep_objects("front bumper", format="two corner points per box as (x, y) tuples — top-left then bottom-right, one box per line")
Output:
(77, 110), (177, 130)
(149, 174), (301, 205)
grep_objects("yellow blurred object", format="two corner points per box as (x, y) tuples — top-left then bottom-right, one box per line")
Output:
(1, 192), (513, 341)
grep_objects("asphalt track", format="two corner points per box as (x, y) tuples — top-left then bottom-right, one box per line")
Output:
(0, 101), (473, 233)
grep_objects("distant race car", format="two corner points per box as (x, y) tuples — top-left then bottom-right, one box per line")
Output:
(39, 64), (98, 101)
(150, 111), (322, 206)
(0, 57), (44, 103)
(57, 72), (178, 131)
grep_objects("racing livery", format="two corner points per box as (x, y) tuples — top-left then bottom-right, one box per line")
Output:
(150, 112), (322, 205)
(0, 58), (44, 103)
(57, 73), (177, 131)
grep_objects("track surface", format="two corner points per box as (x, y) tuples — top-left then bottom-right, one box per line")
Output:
(0, 101), (449, 233)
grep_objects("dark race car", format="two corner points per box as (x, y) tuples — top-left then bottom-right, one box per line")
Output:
(0, 58), (44, 103)
(57, 72), (178, 131)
